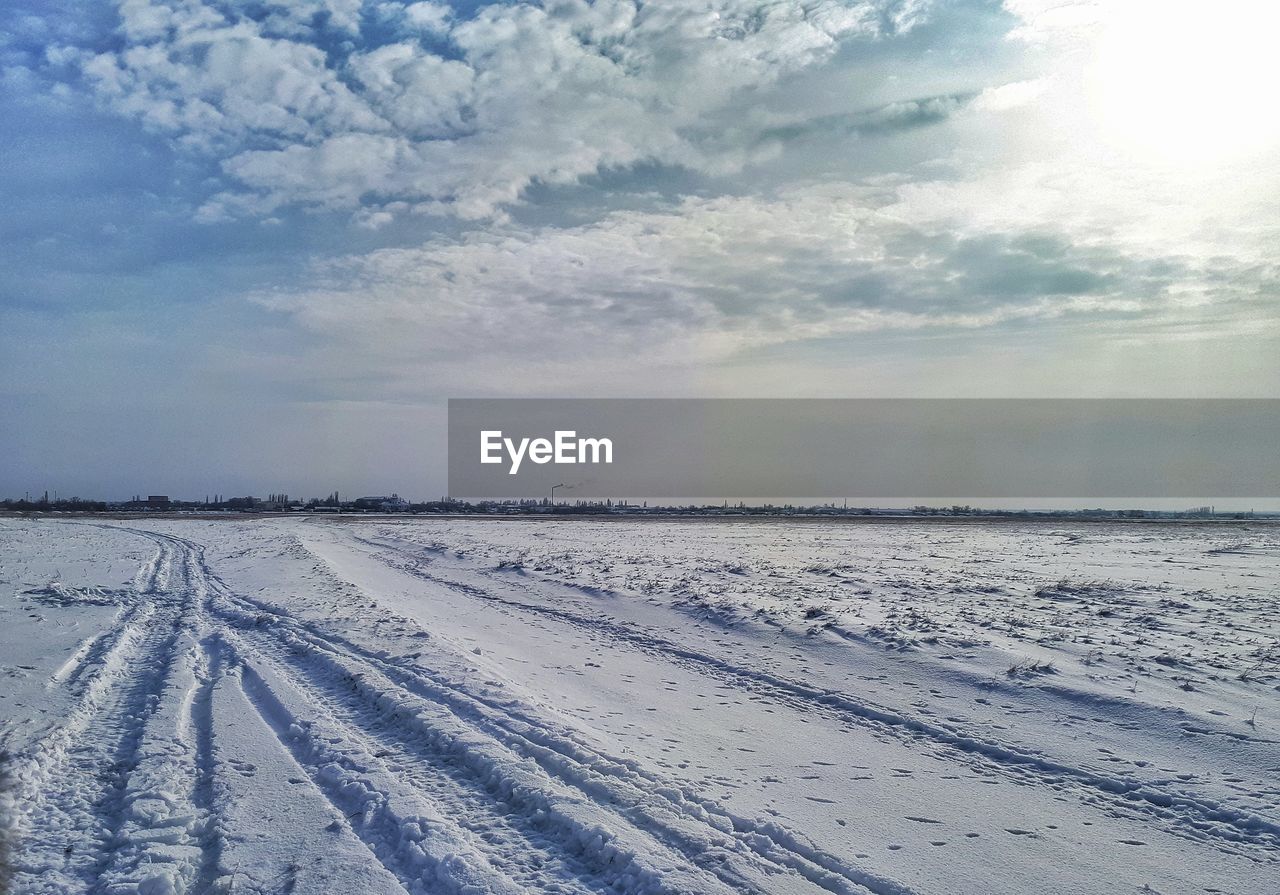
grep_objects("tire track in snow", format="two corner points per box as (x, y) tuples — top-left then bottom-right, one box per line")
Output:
(93, 626), (197, 893)
(36, 535), (171, 696)
(8, 591), (161, 890)
(119, 524), (910, 895)
(222, 621), (764, 895)
(85, 527), (741, 895)
(221, 628), (649, 895)
(13, 606), (184, 892)
(189, 635), (227, 894)
(362, 536), (1280, 859)
(228, 640), (513, 895)
(201, 546), (916, 895)
(47, 626), (116, 690)
(8, 531), (224, 895)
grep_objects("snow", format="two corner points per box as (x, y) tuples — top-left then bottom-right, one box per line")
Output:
(1, 516), (1276, 894)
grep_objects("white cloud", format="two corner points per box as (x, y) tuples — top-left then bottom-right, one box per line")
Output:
(81, 19), (385, 151)
(8, 0), (1279, 413)
(246, 171), (1277, 397)
(347, 42), (474, 138)
(969, 78), (1045, 112)
(401, 1), (452, 34)
(70, 0), (933, 220)
(1002, 1), (1104, 43)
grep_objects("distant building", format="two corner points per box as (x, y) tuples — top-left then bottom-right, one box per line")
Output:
(146, 495), (170, 508)
(353, 495), (409, 511)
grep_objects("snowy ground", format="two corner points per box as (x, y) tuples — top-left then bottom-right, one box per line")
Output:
(1, 516), (1277, 895)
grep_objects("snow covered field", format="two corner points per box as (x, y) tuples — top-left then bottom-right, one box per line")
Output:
(1, 516), (1277, 895)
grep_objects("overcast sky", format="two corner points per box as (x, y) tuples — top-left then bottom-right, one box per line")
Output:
(2, 0), (1278, 500)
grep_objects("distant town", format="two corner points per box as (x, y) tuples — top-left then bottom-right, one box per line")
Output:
(0, 491), (1275, 520)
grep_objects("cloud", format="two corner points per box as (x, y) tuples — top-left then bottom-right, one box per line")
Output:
(59, 0), (933, 221)
(347, 42), (475, 139)
(239, 174), (1274, 397)
(79, 20), (385, 150)
(1002, 1), (1104, 43)
(115, 0), (368, 40)
(969, 78), (1045, 112)
(743, 92), (976, 151)
(401, 2), (452, 35)
(5, 0), (1280, 501)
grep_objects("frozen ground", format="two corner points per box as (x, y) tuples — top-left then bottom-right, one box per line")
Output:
(0, 516), (1277, 895)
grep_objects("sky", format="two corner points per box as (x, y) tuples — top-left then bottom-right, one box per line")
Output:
(2, 0), (1278, 501)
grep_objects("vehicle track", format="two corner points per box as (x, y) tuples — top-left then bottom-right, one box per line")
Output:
(358, 534), (1280, 860)
(17, 522), (921, 895)
(3, 521), (900, 895)
(8, 534), (220, 894)
(123, 524), (916, 895)
(19, 520), (1272, 895)
(223, 629), (649, 895)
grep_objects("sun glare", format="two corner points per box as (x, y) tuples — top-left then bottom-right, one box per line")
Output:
(1092, 1), (1280, 163)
